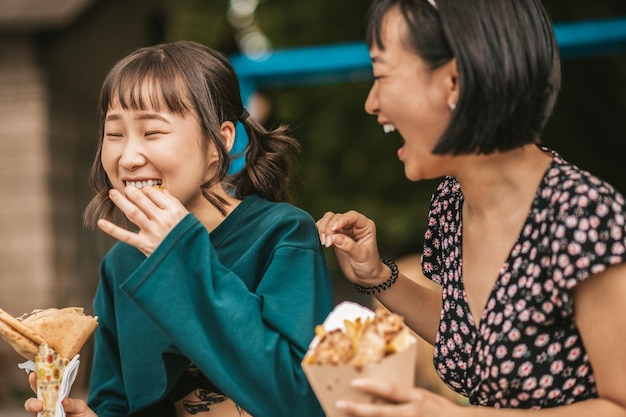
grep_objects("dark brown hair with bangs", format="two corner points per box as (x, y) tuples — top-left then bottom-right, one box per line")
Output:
(83, 41), (300, 229)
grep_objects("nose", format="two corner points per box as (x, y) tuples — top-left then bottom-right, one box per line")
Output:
(364, 81), (379, 115)
(118, 137), (147, 170)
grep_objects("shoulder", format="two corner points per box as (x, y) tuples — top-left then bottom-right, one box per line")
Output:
(241, 194), (317, 227)
(427, 176), (462, 219)
(434, 176), (462, 199)
(542, 151), (626, 220)
(216, 194), (320, 250)
(538, 150), (626, 286)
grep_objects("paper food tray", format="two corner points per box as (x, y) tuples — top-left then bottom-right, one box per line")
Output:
(302, 301), (417, 417)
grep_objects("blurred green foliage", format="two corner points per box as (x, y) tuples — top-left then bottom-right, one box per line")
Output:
(166, 0), (442, 264)
(166, 0), (626, 271)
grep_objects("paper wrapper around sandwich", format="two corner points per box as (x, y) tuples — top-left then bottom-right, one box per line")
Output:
(19, 344), (81, 417)
(301, 301), (417, 417)
(0, 307), (98, 417)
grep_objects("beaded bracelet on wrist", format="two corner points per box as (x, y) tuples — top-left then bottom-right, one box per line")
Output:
(354, 258), (399, 295)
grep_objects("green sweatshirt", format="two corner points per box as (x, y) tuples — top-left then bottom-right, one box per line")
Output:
(88, 194), (334, 417)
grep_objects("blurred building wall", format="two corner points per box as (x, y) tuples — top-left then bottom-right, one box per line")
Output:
(0, 0), (173, 407)
(0, 37), (54, 314)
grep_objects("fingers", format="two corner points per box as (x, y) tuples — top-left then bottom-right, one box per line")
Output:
(335, 400), (396, 417)
(350, 378), (418, 403)
(97, 218), (143, 246)
(26, 396), (94, 417)
(24, 397), (43, 415)
(316, 211), (373, 248)
(99, 186), (188, 256)
(316, 210), (363, 234)
(334, 379), (421, 417)
(110, 187), (149, 223)
(142, 187), (189, 224)
(336, 379), (454, 417)
(109, 186), (160, 227)
(132, 185), (186, 214)
(62, 397), (95, 417)
(25, 372), (42, 416)
(316, 211), (337, 246)
(317, 211), (379, 261)
(28, 372), (37, 393)
(25, 373), (95, 417)
(109, 186), (185, 225)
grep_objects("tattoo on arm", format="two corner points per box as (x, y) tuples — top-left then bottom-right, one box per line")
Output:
(182, 388), (246, 415)
(183, 389), (229, 414)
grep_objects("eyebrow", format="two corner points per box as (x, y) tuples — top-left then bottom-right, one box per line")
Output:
(105, 113), (171, 123)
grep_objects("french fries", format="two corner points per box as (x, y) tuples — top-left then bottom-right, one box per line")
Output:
(303, 308), (408, 366)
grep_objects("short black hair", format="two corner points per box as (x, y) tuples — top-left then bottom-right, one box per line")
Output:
(366, 0), (561, 155)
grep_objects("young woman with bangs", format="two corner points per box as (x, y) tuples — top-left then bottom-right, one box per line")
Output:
(25, 41), (333, 417)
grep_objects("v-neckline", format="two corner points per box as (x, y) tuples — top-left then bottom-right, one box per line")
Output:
(457, 154), (557, 332)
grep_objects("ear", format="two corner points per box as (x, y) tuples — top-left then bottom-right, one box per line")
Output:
(219, 121), (236, 153)
(442, 58), (460, 109)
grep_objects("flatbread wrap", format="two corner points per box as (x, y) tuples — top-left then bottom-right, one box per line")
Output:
(0, 307), (97, 361)
(0, 307), (98, 417)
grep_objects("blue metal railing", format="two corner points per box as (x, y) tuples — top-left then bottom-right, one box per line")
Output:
(228, 16), (626, 170)
(231, 16), (626, 100)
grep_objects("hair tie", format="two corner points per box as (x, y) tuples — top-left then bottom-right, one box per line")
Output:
(239, 109), (250, 123)
(354, 258), (399, 294)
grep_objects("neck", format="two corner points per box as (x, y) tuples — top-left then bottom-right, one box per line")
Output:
(191, 187), (241, 232)
(452, 145), (552, 218)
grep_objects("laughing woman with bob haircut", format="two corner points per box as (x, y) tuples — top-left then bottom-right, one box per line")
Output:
(317, 0), (626, 415)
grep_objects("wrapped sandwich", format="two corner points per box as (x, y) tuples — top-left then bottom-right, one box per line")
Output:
(302, 302), (417, 417)
(0, 307), (98, 417)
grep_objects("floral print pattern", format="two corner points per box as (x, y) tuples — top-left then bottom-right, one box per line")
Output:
(421, 148), (626, 408)
(36, 343), (69, 417)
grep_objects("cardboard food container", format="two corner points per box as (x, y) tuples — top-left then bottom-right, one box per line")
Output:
(302, 301), (417, 417)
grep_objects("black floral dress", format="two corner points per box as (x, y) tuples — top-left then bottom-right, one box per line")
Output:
(421, 148), (626, 409)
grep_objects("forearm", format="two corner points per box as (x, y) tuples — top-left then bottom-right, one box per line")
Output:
(89, 292), (130, 416)
(374, 271), (442, 345)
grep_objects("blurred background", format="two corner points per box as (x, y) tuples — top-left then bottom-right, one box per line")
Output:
(0, 0), (625, 412)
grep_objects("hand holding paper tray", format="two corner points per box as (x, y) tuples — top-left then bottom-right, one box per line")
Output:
(0, 307), (98, 417)
(301, 301), (417, 417)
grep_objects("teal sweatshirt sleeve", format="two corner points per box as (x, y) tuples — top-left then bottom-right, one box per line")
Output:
(119, 211), (333, 417)
(88, 262), (130, 417)
(89, 242), (158, 417)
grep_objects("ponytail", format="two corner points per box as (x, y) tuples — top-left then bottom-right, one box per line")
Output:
(226, 117), (301, 203)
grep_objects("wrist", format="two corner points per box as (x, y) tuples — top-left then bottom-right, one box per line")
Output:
(374, 260), (391, 282)
(354, 258), (399, 295)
